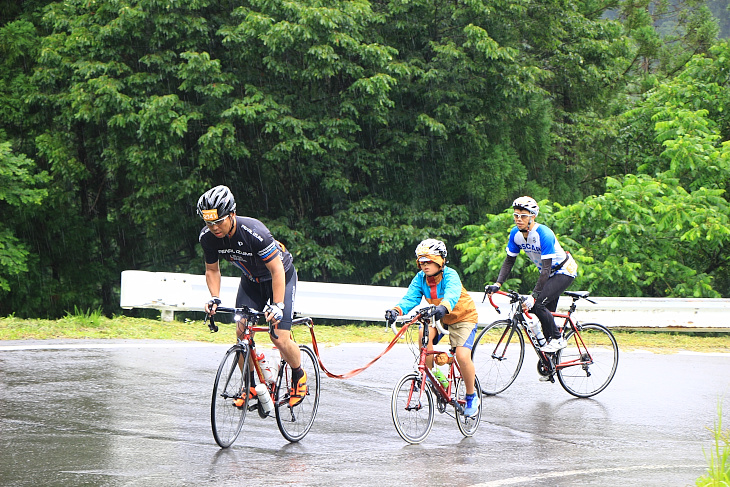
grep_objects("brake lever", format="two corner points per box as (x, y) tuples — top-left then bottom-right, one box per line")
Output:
(388, 320), (399, 335)
(207, 314), (219, 333)
(268, 320), (279, 340)
(487, 292), (501, 314)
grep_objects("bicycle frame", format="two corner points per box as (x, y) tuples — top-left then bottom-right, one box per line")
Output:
(487, 290), (599, 376)
(207, 305), (321, 446)
(475, 289), (617, 398)
(551, 311), (593, 371)
(488, 296), (556, 374)
(210, 307), (277, 406)
(390, 307), (481, 443)
(210, 307), (316, 409)
(404, 310), (465, 415)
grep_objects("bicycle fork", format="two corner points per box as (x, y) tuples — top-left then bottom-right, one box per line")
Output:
(405, 377), (427, 411)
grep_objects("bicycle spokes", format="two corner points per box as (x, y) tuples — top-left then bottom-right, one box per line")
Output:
(472, 320), (525, 395)
(391, 373), (435, 443)
(556, 323), (618, 398)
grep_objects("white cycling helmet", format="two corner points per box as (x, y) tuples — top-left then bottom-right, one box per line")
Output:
(415, 239), (448, 263)
(512, 196), (539, 217)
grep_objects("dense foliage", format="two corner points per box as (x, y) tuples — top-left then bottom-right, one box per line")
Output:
(0, 0), (728, 317)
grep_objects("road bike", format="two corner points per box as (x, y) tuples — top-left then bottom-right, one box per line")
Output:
(205, 306), (321, 447)
(389, 306), (482, 444)
(472, 289), (618, 398)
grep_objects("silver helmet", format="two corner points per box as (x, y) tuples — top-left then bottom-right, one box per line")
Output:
(197, 185), (236, 222)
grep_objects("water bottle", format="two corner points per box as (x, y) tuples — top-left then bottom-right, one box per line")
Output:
(432, 367), (449, 388)
(527, 316), (547, 348)
(256, 351), (279, 384)
(266, 348), (281, 384)
(255, 351), (273, 383)
(254, 383), (273, 413)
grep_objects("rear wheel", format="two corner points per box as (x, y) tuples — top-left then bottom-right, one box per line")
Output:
(391, 373), (434, 444)
(211, 346), (250, 448)
(471, 320), (525, 395)
(455, 376), (481, 437)
(275, 345), (320, 442)
(556, 323), (619, 398)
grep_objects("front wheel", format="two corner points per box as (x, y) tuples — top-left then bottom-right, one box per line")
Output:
(556, 323), (619, 398)
(211, 346), (250, 448)
(275, 345), (320, 442)
(455, 376), (481, 437)
(391, 373), (434, 444)
(471, 320), (525, 395)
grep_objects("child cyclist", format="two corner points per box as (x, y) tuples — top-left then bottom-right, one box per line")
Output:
(385, 239), (480, 417)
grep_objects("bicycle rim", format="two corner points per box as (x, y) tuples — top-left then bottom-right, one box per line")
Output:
(472, 320), (524, 395)
(455, 377), (481, 437)
(275, 345), (320, 442)
(556, 323), (619, 398)
(211, 347), (249, 448)
(391, 373), (434, 444)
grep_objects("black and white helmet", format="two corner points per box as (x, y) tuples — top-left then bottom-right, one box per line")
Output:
(197, 185), (236, 222)
(512, 196), (539, 217)
(415, 239), (448, 261)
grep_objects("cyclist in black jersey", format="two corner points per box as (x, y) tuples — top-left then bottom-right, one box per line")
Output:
(197, 185), (307, 407)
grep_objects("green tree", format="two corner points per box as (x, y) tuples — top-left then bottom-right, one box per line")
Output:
(3, 0), (725, 318)
(459, 43), (730, 298)
(0, 141), (48, 296)
(459, 179), (728, 297)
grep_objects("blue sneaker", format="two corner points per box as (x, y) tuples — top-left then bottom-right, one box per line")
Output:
(464, 392), (480, 417)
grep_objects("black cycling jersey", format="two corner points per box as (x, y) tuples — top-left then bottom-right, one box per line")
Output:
(199, 216), (293, 283)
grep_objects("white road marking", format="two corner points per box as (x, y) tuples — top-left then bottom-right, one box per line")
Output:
(0, 342), (221, 351)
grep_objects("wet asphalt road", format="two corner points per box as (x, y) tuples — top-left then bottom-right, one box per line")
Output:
(1, 339), (729, 487)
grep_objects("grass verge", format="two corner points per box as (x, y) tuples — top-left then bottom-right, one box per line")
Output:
(1, 314), (730, 353)
(696, 403), (730, 486)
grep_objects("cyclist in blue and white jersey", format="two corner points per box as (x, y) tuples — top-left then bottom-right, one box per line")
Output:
(197, 185), (306, 407)
(484, 196), (578, 355)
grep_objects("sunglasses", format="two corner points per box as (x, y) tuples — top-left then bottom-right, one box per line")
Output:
(512, 213), (531, 220)
(205, 215), (230, 226)
(419, 260), (436, 265)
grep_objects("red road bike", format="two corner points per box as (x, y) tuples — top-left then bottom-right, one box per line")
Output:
(390, 306), (482, 444)
(205, 306), (321, 447)
(472, 290), (618, 398)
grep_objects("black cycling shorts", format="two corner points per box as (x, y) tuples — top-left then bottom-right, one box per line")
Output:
(235, 266), (297, 331)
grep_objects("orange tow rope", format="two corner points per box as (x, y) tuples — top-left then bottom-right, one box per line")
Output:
(305, 319), (415, 380)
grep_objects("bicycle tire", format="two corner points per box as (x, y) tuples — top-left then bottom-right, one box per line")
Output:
(471, 320), (525, 395)
(391, 373), (434, 444)
(455, 376), (482, 437)
(556, 322), (619, 398)
(275, 345), (320, 442)
(211, 346), (250, 448)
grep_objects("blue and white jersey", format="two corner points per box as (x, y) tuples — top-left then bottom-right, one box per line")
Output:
(505, 223), (577, 278)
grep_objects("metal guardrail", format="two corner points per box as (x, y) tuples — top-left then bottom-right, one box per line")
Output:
(120, 270), (730, 330)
